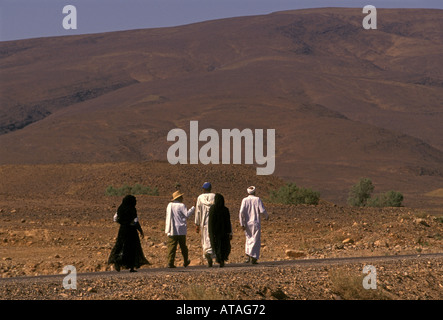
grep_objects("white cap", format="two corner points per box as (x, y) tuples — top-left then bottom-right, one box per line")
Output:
(247, 186), (256, 195)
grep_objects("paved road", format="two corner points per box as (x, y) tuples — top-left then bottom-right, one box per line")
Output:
(1, 253), (442, 283)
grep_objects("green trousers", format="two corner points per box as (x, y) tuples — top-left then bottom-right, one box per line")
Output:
(167, 235), (189, 267)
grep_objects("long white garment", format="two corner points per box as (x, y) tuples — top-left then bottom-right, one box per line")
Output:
(239, 195), (269, 260)
(194, 192), (215, 256)
(165, 201), (195, 236)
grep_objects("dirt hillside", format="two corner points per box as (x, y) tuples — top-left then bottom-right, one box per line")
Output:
(1, 8), (443, 205)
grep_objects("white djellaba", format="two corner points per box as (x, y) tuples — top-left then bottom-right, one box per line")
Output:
(194, 182), (215, 266)
(239, 186), (269, 264)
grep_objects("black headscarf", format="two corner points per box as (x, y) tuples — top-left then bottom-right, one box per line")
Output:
(117, 195), (137, 225)
(213, 193), (225, 209)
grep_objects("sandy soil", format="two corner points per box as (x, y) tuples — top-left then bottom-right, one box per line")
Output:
(1, 163), (442, 300)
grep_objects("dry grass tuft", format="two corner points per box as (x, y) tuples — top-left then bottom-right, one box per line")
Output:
(181, 284), (228, 300)
(328, 268), (391, 300)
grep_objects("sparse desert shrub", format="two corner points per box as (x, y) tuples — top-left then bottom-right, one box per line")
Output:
(267, 183), (320, 205)
(414, 211), (428, 219)
(105, 185), (118, 196)
(367, 190), (404, 207)
(105, 183), (159, 196)
(347, 178), (374, 207)
(347, 178), (403, 207)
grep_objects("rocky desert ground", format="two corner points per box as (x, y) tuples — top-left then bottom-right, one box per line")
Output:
(1, 7), (443, 304)
(1, 162), (442, 300)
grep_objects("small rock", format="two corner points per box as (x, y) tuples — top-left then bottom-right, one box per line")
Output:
(342, 238), (354, 244)
(334, 243), (344, 250)
(87, 287), (97, 293)
(416, 219), (430, 227)
(285, 249), (305, 258)
(374, 240), (389, 248)
(270, 288), (288, 300)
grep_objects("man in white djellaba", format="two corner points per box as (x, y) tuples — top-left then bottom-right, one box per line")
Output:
(195, 182), (216, 267)
(239, 186), (269, 264)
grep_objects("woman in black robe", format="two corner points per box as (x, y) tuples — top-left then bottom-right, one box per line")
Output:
(208, 193), (232, 267)
(108, 195), (150, 272)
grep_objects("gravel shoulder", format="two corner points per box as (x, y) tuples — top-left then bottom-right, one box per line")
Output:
(1, 253), (442, 300)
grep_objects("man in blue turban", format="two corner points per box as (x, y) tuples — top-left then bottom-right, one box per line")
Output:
(195, 182), (215, 267)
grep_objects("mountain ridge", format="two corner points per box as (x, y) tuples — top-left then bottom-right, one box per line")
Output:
(1, 7), (442, 205)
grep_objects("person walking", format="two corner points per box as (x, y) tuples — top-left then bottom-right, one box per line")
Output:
(165, 191), (195, 268)
(195, 182), (215, 267)
(208, 193), (232, 267)
(239, 186), (269, 264)
(108, 195), (150, 272)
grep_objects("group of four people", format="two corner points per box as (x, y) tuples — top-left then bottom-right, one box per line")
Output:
(108, 182), (269, 272)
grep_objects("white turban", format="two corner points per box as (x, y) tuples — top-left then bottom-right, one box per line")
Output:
(247, 186), (256, 195)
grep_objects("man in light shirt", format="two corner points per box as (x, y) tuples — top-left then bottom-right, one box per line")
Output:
(195, 182), (216, 267)
(165, 191), (195, 268)
(239, 186), (269, 264)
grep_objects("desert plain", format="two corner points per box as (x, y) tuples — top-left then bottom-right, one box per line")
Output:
(1, 7), (443, 300)
(0, 162), (442, 300)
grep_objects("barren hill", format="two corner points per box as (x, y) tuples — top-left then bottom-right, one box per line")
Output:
(1, 8), (442, 205)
